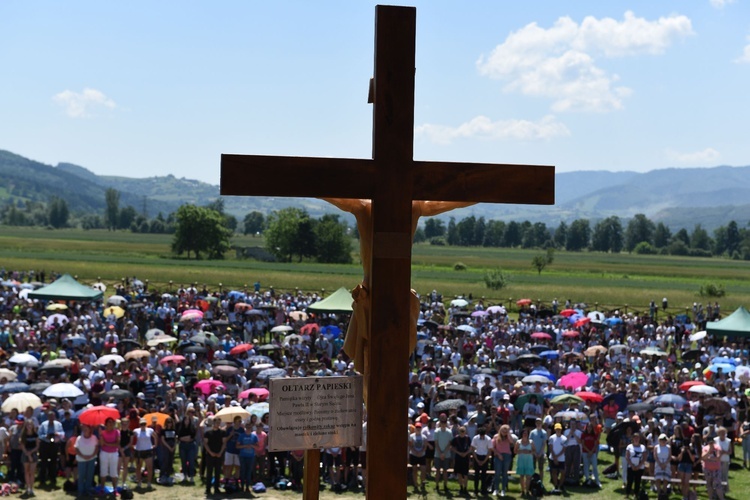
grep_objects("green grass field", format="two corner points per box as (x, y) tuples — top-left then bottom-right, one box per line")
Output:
(1, 226), (750, 314)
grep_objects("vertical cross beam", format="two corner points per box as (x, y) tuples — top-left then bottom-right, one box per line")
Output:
(367, 6), (415, 499)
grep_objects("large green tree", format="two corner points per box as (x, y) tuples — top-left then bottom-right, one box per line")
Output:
(47, 196), (69, 228)
(243, 211), (266, 235)
(105, 188), (120, 230)
(624, 214), (655, 252)
(566, 219), (591, 251)
(591, 216), (623, 253)
(265, 208), (317, 262)
(424, 218), (446, 239)
(171, 204), (232, 259)
(315, 214), (352, 264)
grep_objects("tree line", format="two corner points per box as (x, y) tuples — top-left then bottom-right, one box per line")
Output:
(3, 189), (750, 261)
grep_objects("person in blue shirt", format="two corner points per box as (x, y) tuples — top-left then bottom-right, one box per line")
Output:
(236, 421), (259, 493)
(223, 415), (244, 482)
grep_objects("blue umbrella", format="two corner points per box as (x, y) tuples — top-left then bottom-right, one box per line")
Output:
(710, 357), (736, 366)
(531, 369), (556, 382)
(257, 368), (287, 381)
(602, 392), (628, 411)
(544, 389), (568, 399)
(227, 291), (246, 301)
(654, 394), (687, 407)
(0, 382), (31, 393)
(540, 350), (559, 360)
(605, 317), (623, 325)
(707, 363), (736, 373)
(321, 325), (341, 339)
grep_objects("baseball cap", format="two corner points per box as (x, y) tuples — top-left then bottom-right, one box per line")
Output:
(616, 412), (624, 419)
(137, 392), (145, 399)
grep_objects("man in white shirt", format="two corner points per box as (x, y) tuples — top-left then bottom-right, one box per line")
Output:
(470, 427), (492, 495)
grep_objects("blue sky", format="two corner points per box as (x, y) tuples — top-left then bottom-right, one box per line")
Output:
(1, 1), (749, 185)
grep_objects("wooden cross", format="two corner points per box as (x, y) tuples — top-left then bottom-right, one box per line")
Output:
(221, 5), (554, 498)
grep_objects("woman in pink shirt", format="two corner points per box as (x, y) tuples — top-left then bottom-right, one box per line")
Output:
(99, 417), (121, 492)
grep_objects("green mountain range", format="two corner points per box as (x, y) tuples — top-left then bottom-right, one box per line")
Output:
(2, 149), (749, 230)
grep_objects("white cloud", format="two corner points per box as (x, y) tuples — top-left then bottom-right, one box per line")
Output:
(666, 147), (721, 165)
(709, 0), (735, 9)
(416, 115), (570, 145)
(734, 37), (750, 63)
(53, 88), (116, 118)
(477, 11), (693, 112)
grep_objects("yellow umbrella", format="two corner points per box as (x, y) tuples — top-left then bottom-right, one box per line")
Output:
(46, 303), (68, 311)
(103, 306), (125, 319)
(124, 349), (150, 360)
(214, 406), (251, 424)
(1, 392), (42, 413)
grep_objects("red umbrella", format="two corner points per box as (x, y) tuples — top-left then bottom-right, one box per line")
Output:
(300, 323), (320, 335)
(195, 299), (210, 312)
(194, 379), (225, 395)
(230, 343), (254, 356)
(516, 299), (532, 306)
(558, 372), (589, 390)
(575, 391), (603, 404)
(573, 317), (590, 328)
(560, 309), (577, 317)
(562, 330), (580, 338)
(79, 405), (120, 427)
(679, 380), (705, 392)
(530, 332), (552, 340)
(239, 387), (269, 401)
(159, 354), (186, 365)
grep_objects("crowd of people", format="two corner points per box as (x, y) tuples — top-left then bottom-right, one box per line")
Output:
(0, 268), (748, 499)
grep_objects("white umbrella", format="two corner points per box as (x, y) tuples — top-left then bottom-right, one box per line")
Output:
(8, 353), (39, 367)
(43, 383), (84, 399)
(91, 282), (107, 292)
(451, 298), (469, 308)
(1, 392), (42, 412)
(96, 354), (125, 366)
(270, 325), (293, 333)
(0, 368), (17, 381)
(587, 311), (605, 322)
(145, 328), (166, 340)
(45, 358), (74, 368)
(107, 295), (127, 305)
(17, 289), (30, 300)
(641, 348), (668, 357)
(688, 385), (719, 396)
(735, 365), (750, 381)
(689, 331), (707, 342)
(456, 324), (476, 334)
(147, 335), (178, 347)
(522, 375), (550, 384)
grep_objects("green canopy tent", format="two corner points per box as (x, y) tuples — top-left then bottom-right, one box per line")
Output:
(307, 287), (354, 314)
(27, 274), (103, 302)
(706, 306), (750, 338)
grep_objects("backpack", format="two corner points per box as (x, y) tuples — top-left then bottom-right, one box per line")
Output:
(529, 473), (545, 497)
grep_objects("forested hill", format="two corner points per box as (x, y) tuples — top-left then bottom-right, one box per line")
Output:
(2, 149), (750, 230)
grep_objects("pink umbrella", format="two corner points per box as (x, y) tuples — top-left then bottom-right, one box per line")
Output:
(573, 317), (590, 328)
(180, 309), (204, 322)
(558, 372), (589, 390)
(194, 379), (225, 395)
(471, 310), (488, 317)
(562, 330), (579, 338)
(530, 332), (552, 340)
(159, 355), (186, 365)
(239, 387), (269, 401)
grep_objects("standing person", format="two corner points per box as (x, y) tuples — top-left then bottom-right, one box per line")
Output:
(222, 416), (243, 483)
(252, 422), (268, 483)
(119, 418), (133, 486)
(548, 423), (567, 494)
(236, 421), (259, 493)
(563, 418), (582, 486)
(529, 418), (548, 484)
(8, 416), (25, 488)
(203, 418), (226, 496)
(176, 410), (198, 484)
(702, 436), (725, 500)
(131, 417), (156, 489)
(653, 434), (672, 498)
(451, 426), (471, 495)
(74, 424), (99, 500)
(470, 426), (492, 496)
(157, 417), (177, 485)
(432, 416), (453, 493)
(714, 426), (732, 492)
(408, 422), (427, 492)
(20, 419), (39, 498)
(491, 424), (515, 497)
(98, 417), (121, 493)
(37, 410), (64, 488)
(514, 428), (535, 497)
(740, 415), (750, 468)
(581, 421), (601, 488)
(625, 433), (646, 500)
